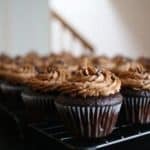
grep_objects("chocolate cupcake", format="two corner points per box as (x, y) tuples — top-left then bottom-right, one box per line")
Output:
(137, 57), (150, 71)
(0, 54), (13, 80)
(92, 55), (116, 71)
(0, 61), (37, 110)
(55, 62), (123, 138)
(0, 57), (17, 104)
(0, 78), (3, 101)
(21, 62), (70, 122)
(112, 55), (132, 65)
(117, 62), (150, 124)
(0, 54), (13, 101)
(49, 52), (76, 64)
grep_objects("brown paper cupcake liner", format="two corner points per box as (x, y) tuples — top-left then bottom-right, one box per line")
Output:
(21, 91), (57, 122)
(121, 96), (150, 124)
(0, 80), (3, 100)
(0, 82), (23, 109)
(55, 102), (122, 138)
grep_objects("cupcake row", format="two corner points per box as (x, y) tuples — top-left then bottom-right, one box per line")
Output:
(0, 52), (149, 139)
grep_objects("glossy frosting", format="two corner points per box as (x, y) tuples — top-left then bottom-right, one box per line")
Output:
(59, 63), (121, 97)
(26, 64), (70, 92)
(117, 62), (150, 90)
(0, 62), (37, 84)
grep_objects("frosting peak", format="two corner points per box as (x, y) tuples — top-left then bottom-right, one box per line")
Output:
(116, 62), (150, 90)
(26, 63), (70, 93)
(92, 56), (115, 70)
(59, 64), (121, 97)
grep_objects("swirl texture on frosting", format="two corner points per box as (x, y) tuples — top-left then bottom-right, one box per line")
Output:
(113, 61), (144, 73)
(137, 57), (150, 71)
(26, 63), (70, 93)
(0, 62), (37, 84)
(92, 56), (116, 71)
(116, 62), (150, 90)
(59, 62), (121, 97)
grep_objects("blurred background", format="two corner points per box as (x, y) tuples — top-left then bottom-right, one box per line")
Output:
(0, 0), (150, 57)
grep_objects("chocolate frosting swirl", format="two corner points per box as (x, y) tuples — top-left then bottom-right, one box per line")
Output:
(26, 63), (70, 93)
(0, 54), (12, 63)
(92, 56), (116, 71)
(0, 62), (37, 84)
(113, 61), (144, 74)
(0, 62), (17, 71)
(137, 57), (150, 71)
(0, 60), (18, 80)
(112, 55), (132, 65)
(116, 62), (150, 90)
(11, 63), (37, 77)
(59, 61), (121, 97)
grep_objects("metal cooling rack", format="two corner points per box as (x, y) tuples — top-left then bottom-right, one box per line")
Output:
(0, 101), (150, 149)
(29, 120), (150, 150)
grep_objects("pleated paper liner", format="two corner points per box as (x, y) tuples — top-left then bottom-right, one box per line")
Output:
(55, 102), (122, 138)
(0, 80), (3, 101)
(0, 82), (24, 109)
(21, 91), (57, 123)
(120, 96), (150, 124)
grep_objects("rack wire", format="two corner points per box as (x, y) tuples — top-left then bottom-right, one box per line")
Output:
(0, 101), (150, 150)
(29, 120), (150, 150)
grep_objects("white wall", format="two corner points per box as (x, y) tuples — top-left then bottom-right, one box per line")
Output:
(0, 0), (150, 57)
(51, 0), (150, 58)
(0, 0), (49, 56)
(0, 0), (7, 53)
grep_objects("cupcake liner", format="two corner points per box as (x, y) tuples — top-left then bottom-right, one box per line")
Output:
(21, 91), (57, 122)
(0, 80), (3, 100)
(0, 87), (2, 101)
(0, 79), (5, 103)
(55, 102), (122, 138)
(0, 82), (23, 109)
(121, 96), (150, 124)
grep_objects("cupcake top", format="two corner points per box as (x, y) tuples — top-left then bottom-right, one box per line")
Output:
(49, 52), (76, 65)
(0, 61), (17, 71)
(11, 63), (37, 77)
(113, 61), (143, 74)
(0, 54), (14, 69)
(116, 62), (150, 91)
(26, 62), (70, 93)
(23, 51), (40, 62)
(0, 54), (13, 63)
(112, 55), (132, 65)
(0, 53), (37, 84)
(92, 55), (116, 71)
(137, 57), (150, 71)
(21, 52), (47, 69)
(59, 60), (121, 97)
(0, 57), (18, 80)
(3, 63), (37, 85)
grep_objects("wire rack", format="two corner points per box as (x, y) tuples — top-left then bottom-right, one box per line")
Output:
(29, 120), (150, 150)
(0, 101), (150, 150)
